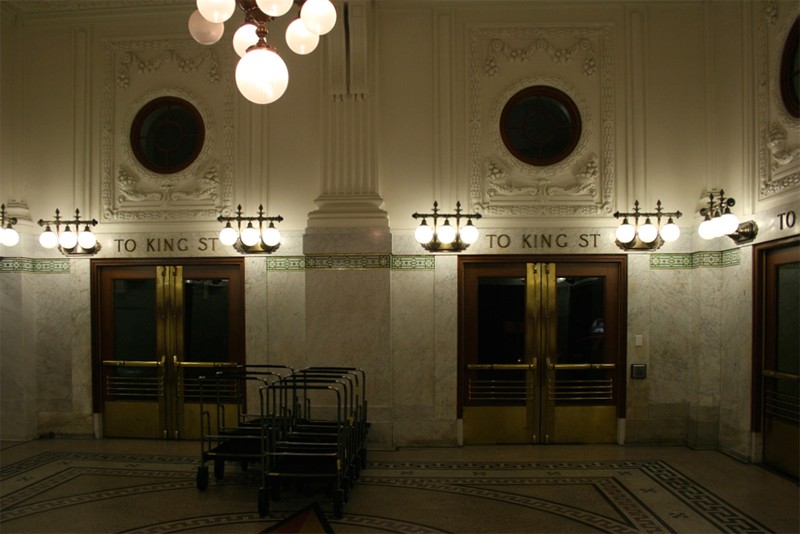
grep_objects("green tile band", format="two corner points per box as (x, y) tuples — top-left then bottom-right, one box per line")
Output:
(650, 249), (741, 270)
(266, 255), (435, 271)
(0, 258), (71, 273)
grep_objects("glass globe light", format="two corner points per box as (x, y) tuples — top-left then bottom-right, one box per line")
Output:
(415, 221), (434, 244)
(615, 219), (636, 243)
(219, 222), (239, 246)
(659, 218), (681, 242)
(637, 218), (658, 243)
(240, 223), (260, 247)
(285, 18), (319, 55)
(698, 216), (717, 240)
(1, 226), (19, 247)
(256, 0), (294, 17)
(59, 226), (78, 249)
(300, 0), (337, 35)
(459, 221), (479, 245)
(262, 223), (281, 247)
(39, 226), (58, 249)
(236, 47), (289, 104)
(718, 210), (740, 235)
(77, 226), (97, 250)
(437, 219), (457, 244)
(188, 9), (225, 45)
(233, 23), (259, 57)
(196, 0), (236, 23)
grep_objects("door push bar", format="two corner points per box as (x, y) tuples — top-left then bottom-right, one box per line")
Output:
(546, 357), (616, 370)
(467, 360), (538, 371)
(102, 356), (165, 367)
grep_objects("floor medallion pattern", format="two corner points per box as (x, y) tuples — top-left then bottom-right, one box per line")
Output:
(1, 442), (796, 533)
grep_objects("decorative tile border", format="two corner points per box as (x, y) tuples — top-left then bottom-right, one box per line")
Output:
(266, 255), (436, 271)
(265, 256), (306, 271)
(650, 249), (741, 270)
(391, 255), (435, 270)
(0, 258), (71, 274)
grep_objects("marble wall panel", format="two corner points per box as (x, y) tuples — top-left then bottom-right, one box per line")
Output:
(70, 260), (93, 417)
(245, 257), (268, 364)
(265, 269), (306, 369)
(391, 270), (435, 408)
(35, 271), (73, 414)
(718, 248), (754, 458)
(649, 268), (694, 406)
(433, 256), (458, 431)
(0, 270), (37, 440)
(304, 268), (392, 414)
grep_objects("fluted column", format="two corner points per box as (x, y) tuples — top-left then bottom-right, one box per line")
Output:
(306, 0), (387, 231)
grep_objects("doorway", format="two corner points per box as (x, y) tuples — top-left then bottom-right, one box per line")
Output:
(459, 256), (626, 444)
(754, 237), (799, 480)
(91, 259), (246, 439)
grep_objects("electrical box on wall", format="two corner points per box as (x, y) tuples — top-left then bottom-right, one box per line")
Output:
(631, 364), (647, 379)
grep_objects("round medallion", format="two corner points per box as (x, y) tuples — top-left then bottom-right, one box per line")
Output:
(780, 16), (799, 118)
(130, 97), (205, 174)
(500, 86), (582, 166)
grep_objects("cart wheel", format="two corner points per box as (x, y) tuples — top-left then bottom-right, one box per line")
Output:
(214, 460), (225, 480)
(196, 466), (209, 491)
(333, 489), (345, 518)
(258, 487), (269, 517)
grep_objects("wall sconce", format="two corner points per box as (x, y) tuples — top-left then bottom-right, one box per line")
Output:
(613, 200), (682, 251)
(698, 190), (758, 244)
(412, 201), (482, 252)
(37, 209), (101, 255)
(217, 204), (283, 254)
(0, 204), (20, 247)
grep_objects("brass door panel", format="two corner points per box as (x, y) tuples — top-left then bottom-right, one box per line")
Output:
(460, 257), (624, 445)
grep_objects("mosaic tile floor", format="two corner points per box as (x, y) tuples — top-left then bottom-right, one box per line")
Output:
(1, 439), (798, 533)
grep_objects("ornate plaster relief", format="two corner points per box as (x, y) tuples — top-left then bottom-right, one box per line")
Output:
(101, 38), (234, 222)
(468, 24), (615, 217)
(759, 2), (800, 200)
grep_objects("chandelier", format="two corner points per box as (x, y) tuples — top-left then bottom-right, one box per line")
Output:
(188, 0), (336, 104)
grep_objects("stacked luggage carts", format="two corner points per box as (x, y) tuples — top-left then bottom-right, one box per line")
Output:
(258, 367), (369, 518)
(194, 365), (369, 519)
(195, 364), (294, 490)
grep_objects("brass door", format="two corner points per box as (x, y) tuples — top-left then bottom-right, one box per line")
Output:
(755, 237), (799, 479)
(460, 257), (625, 444)
(92, 260), (245, 439)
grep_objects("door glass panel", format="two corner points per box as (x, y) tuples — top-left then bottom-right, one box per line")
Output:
(557, 276), (605, 365)
(478, 277), (525, 365)
(184, 278), (229, 363)
(776, 263), (799, 396)
(113, 279), (156, 361)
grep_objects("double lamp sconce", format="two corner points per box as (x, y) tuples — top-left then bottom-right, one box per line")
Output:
(1, 191), (758, 256)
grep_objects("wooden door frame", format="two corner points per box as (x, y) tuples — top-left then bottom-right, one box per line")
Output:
(90, 257), (246, 414)
(457, 254), (628, 421)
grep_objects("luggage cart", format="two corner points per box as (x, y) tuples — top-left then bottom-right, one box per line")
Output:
(258, 371), (358, 518)
(196, 364), (292, 490)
